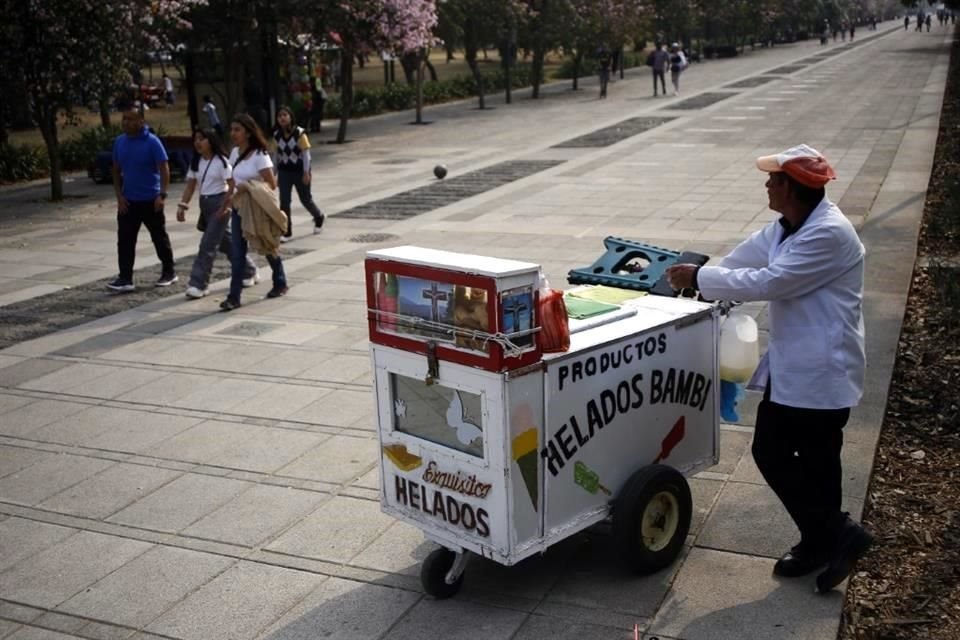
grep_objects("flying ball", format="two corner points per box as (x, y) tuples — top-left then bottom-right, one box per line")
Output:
(434, 164), (448, 179)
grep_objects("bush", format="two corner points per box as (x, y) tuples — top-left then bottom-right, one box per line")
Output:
(0, 143), (49, 183)
(325, 95), (342, 119)
(59, 125), (122, 171)
(381, 82), (415, 111)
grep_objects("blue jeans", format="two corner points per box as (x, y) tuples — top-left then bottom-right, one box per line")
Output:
(229, 210), (286, 301)
(189, 194), (256, 290)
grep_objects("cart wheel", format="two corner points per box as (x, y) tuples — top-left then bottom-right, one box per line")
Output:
(613, 464), (692, 575)
(421, 549), (465, 599)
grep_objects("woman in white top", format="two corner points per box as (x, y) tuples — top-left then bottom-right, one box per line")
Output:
(221, 113), (287, 311)
(176, 128), (258, 299)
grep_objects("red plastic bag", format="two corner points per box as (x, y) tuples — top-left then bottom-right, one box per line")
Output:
(538, 288), (570, 353)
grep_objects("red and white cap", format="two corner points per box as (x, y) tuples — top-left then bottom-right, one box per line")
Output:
(756, 144), (837, 189)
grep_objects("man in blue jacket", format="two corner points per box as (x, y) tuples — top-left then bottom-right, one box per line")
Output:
(666, 145), (874, 593)
(108, 104), (176, 291)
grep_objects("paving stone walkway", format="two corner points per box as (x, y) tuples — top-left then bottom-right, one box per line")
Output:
(0, 21), (953, 640)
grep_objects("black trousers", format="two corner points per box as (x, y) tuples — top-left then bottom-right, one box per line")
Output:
(117, 200), (174, 281)
(653, 70), (666, 95)
(752, 386), (850, 550)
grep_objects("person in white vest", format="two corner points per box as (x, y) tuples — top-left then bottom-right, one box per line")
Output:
(666, 144), (873, 593)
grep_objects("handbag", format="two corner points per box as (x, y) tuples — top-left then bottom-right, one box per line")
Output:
(195, 158), (214, 232)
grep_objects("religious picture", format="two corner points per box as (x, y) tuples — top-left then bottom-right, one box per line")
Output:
(500, 287), (535, 350)
(395, 276), (455, 341)
(453, 286), (490, 352)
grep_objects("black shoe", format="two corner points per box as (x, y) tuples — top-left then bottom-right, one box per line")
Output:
(106, 278), (135, 293)
(313, 213), (325, 231)
(155, 273), (178, 287)
(816, 522), (874, 593)
(266, 285), (288, 299)
(219, 297), (241, 312)
(773, 542), (830, 578)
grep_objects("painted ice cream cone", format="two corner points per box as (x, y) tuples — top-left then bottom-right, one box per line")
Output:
(512, 428), (539, 511)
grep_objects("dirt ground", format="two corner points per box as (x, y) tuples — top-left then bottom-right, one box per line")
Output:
(838, 33), (960, 640)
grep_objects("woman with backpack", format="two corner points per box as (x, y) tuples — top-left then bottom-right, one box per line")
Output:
(175, 128), (258, 299)
(669, 44), (688, 96)
(273, 106), (325, 241)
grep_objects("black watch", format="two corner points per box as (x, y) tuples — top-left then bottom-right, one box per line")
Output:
(159, 192), (168, 200)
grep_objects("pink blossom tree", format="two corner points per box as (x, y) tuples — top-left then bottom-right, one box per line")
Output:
(0, 0), (201, 200)
(302, 0), (437, 142)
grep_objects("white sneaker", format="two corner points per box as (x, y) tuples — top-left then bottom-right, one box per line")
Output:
(185, 286), (208, 299)
(242, 269), (260, 288)
(279, 235), (292, 243)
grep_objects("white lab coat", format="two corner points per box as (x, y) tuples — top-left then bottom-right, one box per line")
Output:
(697, 197), (865, 410)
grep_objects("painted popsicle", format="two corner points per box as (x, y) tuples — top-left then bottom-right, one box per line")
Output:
(574, 460), (611, 496)
(653, 416), (686, 464)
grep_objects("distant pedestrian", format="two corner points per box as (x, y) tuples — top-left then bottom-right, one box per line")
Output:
(926, 14), (932, 31)
(916, 12), (924, 31)
(849, 23), (855, 41)
(596, 46), (612, 99)
(309, 78), (326, 133)
(840, 21), (847, 41)
(202, 95), (223, 137)
(648, 44), (669, 97)
(175, 128), (258, 299)
(163, 73), (175, 105)
(108, 103), (176, 292)
(821, 20), (830, 45)
(904, 15), (910, 30)
(273, 106), (325, 241)
(220, 114), (288, 312)
(669, 43), (687, 96)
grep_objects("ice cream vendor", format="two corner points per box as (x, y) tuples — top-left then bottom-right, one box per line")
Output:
(665, 144), (873, 594)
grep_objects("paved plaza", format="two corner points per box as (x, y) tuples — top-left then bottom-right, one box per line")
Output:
(0, 22), (953, 640)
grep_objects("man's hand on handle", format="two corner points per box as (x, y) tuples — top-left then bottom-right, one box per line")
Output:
(666, 264), (699, 291)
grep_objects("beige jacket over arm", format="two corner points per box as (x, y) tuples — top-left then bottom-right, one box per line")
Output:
(234, 180), (288, 257)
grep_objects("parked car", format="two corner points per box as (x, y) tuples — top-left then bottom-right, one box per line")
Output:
(88, 134), (193, 185)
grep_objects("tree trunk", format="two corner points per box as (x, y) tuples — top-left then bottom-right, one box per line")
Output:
(98, 98), (111, 129)
(571, 50), (583, 91)
(466, 50), (485, 109)
(464, 19), (486, 109)
(531, 46), (545, 99)
(37, 107), (63, 201)
(415, 53), (424, 124)
(184, 47), (199, 130)
(336, 51), (353, 144)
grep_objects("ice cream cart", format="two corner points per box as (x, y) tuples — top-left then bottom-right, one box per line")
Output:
(366, 246), (719, 598)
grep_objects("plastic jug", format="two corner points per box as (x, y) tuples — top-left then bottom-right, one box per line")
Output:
(719, 312), (759, 383)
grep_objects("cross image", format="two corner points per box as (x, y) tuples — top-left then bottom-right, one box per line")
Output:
(503, 297), (529, 331)
(422, 283), (449, 322)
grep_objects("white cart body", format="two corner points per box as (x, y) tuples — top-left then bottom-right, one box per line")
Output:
(373, 294), (719, 565)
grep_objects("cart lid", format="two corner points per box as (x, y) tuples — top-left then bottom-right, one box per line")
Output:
(367, 246), (541, 278)
(545, 295), (715, 360)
